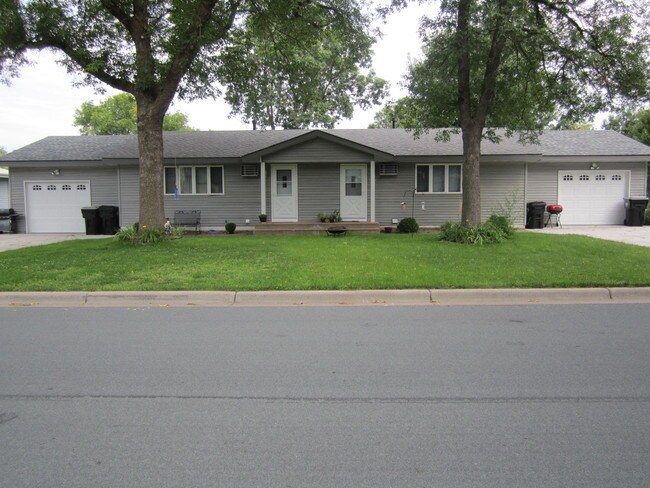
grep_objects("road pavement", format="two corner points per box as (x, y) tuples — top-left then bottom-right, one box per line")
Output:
(1, 304), (649, 487)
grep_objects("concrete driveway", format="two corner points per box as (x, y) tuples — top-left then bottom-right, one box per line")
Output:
(0, 233), (110, 252)
(526, 225), (650, 247)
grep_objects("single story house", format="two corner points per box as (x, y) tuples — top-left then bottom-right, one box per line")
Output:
(1, 128), (649, 233)
(0, 168), (9, 209)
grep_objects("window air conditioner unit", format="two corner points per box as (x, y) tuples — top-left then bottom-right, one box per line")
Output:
(379, 164), (398, 176)
(241, 164), (260, 177)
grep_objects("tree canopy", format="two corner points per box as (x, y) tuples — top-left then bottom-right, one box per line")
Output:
(368, 97), (420, 128)
(604, 109), (650, 146)
(218, 8), (386, 129)
(399, 0), (649, 224)
(74, 93), (195, 135)
(0, 0), (381, 227)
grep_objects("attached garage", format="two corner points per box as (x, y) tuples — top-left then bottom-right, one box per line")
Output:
(25, 181), (90, 233)
(557, 170), (630, 225)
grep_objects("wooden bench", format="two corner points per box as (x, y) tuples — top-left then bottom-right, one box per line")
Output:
(173, 210), (201, 232)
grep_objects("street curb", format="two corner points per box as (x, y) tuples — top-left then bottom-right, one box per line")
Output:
(0, 288), (648, 307)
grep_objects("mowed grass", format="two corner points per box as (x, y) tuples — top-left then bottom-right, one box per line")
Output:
(0, 232), (648, 291)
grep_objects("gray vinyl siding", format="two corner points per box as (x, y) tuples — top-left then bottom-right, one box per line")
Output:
(526, 161), (647, 213)
(375, 163), (462, 226)
(297, 163), (341, 221)
(263, 138), (372, 163)
(118, 165), (139, 227)
(9, 165), (118, 233)
(163, 163), (261, 228)
(480, 162), (526, 225)
(0, 178), (9, 208)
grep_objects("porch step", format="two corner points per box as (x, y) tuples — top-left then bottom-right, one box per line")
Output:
(254, 221), (381, 235)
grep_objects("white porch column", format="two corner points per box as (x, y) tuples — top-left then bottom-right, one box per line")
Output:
(260, 160), (267, 215)
(370, 160), (376, 222)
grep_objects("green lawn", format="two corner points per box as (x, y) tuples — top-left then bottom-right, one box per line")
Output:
(0, 232), (648, 291)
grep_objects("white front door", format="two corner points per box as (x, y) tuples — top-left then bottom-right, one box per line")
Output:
(271, 164), (298, 222)
(25, 181), (91, 233)
(340, 165), (367, 221)
(557, 170), (630, 225)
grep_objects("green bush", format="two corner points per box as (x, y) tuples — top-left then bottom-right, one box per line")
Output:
(225, 222), (237, 234)
(397, 217), (419, 233)
(139, 226), (166, 243)
(645, 208), (650, 225)
(114, 223), (167, 244)
(486, 214), (515, 238)
(439, 219), (511, 245)
(114, 224), (139, 242)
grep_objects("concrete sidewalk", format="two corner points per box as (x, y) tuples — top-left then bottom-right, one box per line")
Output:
(0, 288), (648, 307)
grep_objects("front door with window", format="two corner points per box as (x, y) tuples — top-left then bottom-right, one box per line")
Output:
(271, 164), (298, 222)
(340, 165), (367, 221)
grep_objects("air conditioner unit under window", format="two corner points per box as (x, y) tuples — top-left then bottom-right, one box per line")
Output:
(379, 164), (398, 176)
(241, 164), (260, 177)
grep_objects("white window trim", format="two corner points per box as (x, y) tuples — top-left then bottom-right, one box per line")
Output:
(164, 166), (225, 196)
(415, 163), (462, 194)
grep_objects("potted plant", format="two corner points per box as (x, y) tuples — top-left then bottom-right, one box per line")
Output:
(258, 214), (267, 222)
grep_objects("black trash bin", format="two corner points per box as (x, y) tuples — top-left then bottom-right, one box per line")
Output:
(81, 207), (102, 235)
(526, 201), (546, 229)
(98, 205), (120, 235)
(623, 197), (649, 226)
(0, 208), (18, 233)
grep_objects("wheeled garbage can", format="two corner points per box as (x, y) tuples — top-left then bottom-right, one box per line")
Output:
(81, 207), (102, 235)
(98, 205), (120, 235)
(525, 201), (546, 229)
(623, 197), (649, 226)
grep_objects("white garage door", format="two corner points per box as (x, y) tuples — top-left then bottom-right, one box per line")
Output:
(557, 171), (629, 225)
(25, 181), (91, 233)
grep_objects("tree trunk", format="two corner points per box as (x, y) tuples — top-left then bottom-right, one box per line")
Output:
(461, 124), (482, 225)
(136, 99), (167, 229)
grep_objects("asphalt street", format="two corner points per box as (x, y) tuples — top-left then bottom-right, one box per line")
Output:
(1, 304), (649, 487)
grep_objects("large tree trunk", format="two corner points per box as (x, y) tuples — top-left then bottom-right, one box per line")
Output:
(136, 99), (167, 229)
(461, 124), (482, 225)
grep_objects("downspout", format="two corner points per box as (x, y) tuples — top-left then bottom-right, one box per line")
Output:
(260, 158), (267, 216)
(370, 160), (376, 222)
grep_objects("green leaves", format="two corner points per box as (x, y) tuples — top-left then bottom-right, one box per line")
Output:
(217, 0), (387, 129)
(73, 93), (194, 135)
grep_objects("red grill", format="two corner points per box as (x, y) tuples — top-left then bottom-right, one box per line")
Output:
(547, 204), (563, 214)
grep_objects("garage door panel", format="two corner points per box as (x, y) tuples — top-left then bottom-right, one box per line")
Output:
(25, 181), (90, 233)
(558, 171), (629, 225)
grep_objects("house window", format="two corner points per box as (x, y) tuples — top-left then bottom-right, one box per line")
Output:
(47, 184), (56, 190)
(415, 164), (462, 193)
(32, 185), (42, 191)
(164, 166), (224, 195)
(612, 174), (622, 181)
(77, 184), (87, 191)
(62, 184), (72, 190)
(563, 175), (573, 181)
(595, 174), (605, 181)
(579, 174), (589, 181)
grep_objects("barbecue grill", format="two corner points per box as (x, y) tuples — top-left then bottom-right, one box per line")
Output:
(545, 204), (563, 228)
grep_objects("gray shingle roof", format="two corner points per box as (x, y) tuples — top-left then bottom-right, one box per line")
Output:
(2, 128), (649, 162)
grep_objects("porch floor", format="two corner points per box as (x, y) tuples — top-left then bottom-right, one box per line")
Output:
(254, 221), (381, 235)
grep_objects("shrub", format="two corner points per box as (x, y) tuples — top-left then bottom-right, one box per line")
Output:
(139, 226), (166, 244)
(114, 224), (139, 242)
(439, 220), (510, 245)
(645, 208), (650, 225)
(486, 214), (515, 238)
(114, 223), (169, 244)
(225, 222), (237, 234)
(397, 217), (419, 233)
